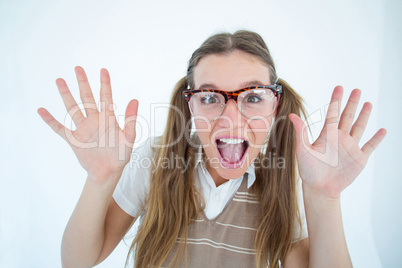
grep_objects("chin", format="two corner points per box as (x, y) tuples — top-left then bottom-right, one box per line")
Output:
(215, 166), (248, 180)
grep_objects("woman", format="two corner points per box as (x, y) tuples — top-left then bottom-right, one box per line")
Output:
(37, 30), (386, 267)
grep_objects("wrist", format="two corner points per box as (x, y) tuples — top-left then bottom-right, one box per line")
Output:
(302, 177), (343, 199)
(302, 184), (341, 212)
(86, 170), (123, 192)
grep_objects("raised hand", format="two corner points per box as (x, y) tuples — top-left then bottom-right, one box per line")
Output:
(37, 66), (139, 183)
(289, 86), (387, 199)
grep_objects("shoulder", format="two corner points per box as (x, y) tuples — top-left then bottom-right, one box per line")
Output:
(112, 136), (160, 217)
(131, 136), (159, 158)
(122, 135), (161, 183)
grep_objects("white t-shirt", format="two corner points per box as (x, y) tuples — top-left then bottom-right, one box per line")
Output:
(113, 136), (308, 241)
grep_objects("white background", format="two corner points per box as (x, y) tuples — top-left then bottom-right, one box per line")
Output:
(0, 0), (401, 267)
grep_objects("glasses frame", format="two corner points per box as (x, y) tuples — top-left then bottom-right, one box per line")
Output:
(182, 85), (282, 121)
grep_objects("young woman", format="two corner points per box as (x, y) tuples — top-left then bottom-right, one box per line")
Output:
(37, 30), (386, 268)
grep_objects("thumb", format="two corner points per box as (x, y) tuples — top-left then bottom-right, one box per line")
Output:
(123, 99), (139, 145)
(289, 113), (311, 151)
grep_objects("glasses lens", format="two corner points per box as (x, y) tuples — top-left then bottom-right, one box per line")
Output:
(189, 92), (225, 121)
(238, 89), (276, 119)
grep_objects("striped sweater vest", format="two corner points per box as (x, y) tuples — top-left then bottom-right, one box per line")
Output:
(162, 173), (264, 267)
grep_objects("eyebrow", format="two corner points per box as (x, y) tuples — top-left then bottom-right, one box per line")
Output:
(197, 80), (267, 90)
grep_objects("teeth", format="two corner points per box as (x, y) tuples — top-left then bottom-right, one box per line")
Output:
(218, 138), (245, 144)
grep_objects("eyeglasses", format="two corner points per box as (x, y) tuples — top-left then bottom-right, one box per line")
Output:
(183, 85), (282, 121)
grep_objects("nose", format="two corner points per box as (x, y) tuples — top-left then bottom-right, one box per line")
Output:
(216, 99), (243, 128)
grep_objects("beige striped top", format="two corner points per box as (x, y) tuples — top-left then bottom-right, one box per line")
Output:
(162, 173), (265, 268)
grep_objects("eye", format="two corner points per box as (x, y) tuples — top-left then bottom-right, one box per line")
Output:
(244, 93), (263, 103)
(200, 94), (220, 105)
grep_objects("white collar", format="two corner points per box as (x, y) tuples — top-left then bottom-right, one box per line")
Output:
(195, 145), (256, 189)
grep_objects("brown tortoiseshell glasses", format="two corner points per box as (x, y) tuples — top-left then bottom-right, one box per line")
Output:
(183, 85), (282, 121)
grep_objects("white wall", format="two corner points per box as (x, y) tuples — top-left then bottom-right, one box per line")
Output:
(0, 0), (400, 267)
(372, 0), (402, 267)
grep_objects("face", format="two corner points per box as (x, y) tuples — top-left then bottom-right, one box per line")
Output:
(192, 49), (276, 185)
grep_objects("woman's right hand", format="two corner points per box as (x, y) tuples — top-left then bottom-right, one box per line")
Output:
(37, 66), (139, 183)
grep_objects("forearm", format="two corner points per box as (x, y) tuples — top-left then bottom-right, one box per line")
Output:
(61, 174), (120, 268)
(303, 186), (352, 268)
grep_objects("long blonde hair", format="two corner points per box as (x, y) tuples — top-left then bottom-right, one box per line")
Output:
(128, 30), (307, 268)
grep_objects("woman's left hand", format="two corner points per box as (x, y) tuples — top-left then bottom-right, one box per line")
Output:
(289, 86), (387, 199)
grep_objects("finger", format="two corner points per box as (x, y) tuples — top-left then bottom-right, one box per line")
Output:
(123, 99), (139, 145)
(75, 66), (98, 116)
(100, 68), (114, 113)
(350, 102), (372, 143)
(56, 78), (85, 126)
(324, 86), (343, 129)
(338, 88), (361, 132)
(289, 113), (311, 153)
(361, 128), (387, 157)
(37, 107), (72, 142)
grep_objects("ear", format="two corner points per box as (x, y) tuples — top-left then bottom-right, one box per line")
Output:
(273, 95), (281, 116)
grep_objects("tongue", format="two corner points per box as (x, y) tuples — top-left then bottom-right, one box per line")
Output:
(217, 141), (246, 163)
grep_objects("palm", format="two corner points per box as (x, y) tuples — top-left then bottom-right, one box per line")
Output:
(69, 111), (128, 179)
(38, 67), (139, 182)
(289, 86), (386, 198)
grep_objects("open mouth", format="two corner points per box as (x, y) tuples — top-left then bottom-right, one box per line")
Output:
(215, 137), (249, 169)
